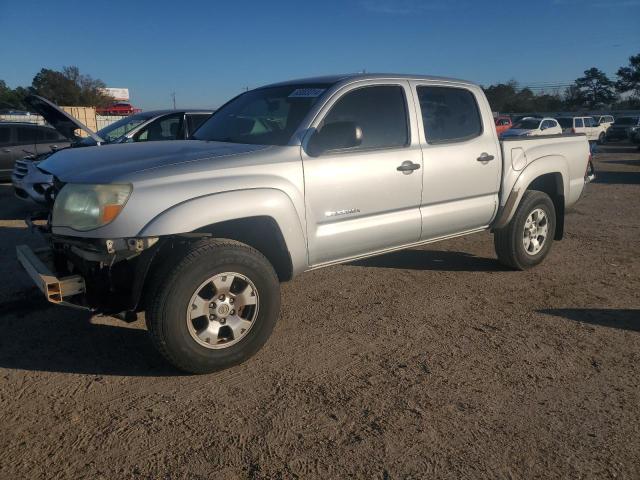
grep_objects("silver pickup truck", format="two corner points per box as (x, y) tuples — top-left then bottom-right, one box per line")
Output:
(17, 74), (591, 373)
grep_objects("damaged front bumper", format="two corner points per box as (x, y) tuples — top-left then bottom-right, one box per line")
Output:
(16, 245), (87, 307)
(16, 215), (162, 314)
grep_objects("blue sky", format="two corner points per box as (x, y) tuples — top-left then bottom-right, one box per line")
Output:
(1, 0), (638, 110)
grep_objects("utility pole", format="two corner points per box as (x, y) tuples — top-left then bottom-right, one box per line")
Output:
(171, 91), (176, 109)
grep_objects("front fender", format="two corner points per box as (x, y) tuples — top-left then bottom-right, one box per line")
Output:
(139, 188), (308, 274)
(494, 155), (568, 229)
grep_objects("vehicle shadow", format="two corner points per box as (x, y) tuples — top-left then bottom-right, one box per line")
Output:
(0, 291), (181, 377)
(594, 170), (640, 185)
(349, 249), (508, 272)
(539, 308), (640, 332)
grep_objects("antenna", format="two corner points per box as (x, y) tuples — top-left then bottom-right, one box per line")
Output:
(171, 91), (176, 109)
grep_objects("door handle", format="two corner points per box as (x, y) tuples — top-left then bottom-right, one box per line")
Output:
(477, 152), (495, 162)
(397, 161), (421, 174)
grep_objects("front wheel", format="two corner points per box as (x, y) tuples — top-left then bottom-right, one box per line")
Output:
(494, 190), (556, 270)
(146, 239), (281, 373)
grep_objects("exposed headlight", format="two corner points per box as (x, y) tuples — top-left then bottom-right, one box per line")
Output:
(52, 184), (132, 231)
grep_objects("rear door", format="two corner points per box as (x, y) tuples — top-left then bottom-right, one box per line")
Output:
(301, 81), (423, 265)
(411, 82), (501, 240)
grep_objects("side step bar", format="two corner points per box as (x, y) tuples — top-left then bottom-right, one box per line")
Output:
(16, 245), (86, 304)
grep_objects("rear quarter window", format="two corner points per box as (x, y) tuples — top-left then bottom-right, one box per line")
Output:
(416, 86), (483, 144)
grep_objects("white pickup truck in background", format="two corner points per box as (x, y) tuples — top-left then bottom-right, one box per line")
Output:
(17, 73), (592, 372)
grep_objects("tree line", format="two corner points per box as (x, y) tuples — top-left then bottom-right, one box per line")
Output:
(1, 54), (639, 113)
(484, 54), (640, 113)
(0, 66), (113, 110)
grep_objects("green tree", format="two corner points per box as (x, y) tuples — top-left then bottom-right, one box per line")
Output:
(0, 80), (28, 110)
(571, 68), (617, 109)
(483, 81), (564, 113)
(616, 53), (640, 100)
(30, 66), (112, 107)
(483, 80), (519, 112)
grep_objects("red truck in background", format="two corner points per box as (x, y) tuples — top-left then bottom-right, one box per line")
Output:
(96, 102), (142, 116)
(495, 116), (512, 135)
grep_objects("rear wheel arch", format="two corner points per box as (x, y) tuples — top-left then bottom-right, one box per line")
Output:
(525, 172), (564, 240)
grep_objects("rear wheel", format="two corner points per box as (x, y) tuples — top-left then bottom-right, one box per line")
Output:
(146, 239), (280, 373)
(494, 190), (556, 270)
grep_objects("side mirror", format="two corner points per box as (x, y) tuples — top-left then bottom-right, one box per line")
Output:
(307, 121), (363, 156)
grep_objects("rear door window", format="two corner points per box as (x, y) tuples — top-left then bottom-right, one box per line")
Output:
(575, 118), (584, 128)
(416, 86), (483, 144)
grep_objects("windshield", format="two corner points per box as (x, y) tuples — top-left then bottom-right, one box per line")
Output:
(512, 118), (541, 130)
(193, 85), (329, 146)
(79, 113), (152, 145)
(614, 117), (639, 126)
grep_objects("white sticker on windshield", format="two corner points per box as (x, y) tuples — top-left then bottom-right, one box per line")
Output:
(288, 88), (326, 98)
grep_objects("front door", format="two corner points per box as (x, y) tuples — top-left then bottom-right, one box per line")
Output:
(302, 81), (423, 266)
(411, 82), (501, 240)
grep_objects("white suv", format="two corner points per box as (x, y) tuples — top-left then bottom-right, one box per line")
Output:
(557, 116), (607, 143)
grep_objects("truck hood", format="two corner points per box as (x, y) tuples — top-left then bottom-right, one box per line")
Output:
(38, 140), (269, 183)
(24, 95), (105, 144)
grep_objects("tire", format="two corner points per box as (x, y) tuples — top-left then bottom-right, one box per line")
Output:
(494, 190), (556, 270)
(146, 238), (280, 373)
(598, 132), (605, 145)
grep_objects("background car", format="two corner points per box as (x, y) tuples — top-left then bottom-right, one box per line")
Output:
(0, 122), (69, 180)
(96, 102), (142, 116)
(495, 116), (512, 135)
(11, 95), (213, 203)
(500, 117), (562, 137)
(606, 116), (640, 142)
(557, 116), (607, 143)
(593, 114), (615, 130)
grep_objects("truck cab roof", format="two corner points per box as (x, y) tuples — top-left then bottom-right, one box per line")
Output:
(262, 73), (476, 89)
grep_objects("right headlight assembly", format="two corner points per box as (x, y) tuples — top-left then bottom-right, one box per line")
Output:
(52, 183), (132, 231)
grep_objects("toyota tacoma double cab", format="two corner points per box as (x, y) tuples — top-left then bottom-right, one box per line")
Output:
(17, 74), (592, 373)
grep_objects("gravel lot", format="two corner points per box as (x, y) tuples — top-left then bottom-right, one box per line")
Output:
(0, 145), (638, 479)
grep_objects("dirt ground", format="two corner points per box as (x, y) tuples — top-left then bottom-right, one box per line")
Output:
(0, 145), (638, 479)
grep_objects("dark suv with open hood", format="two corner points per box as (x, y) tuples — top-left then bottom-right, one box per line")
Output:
(11, 95), (213, 204)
